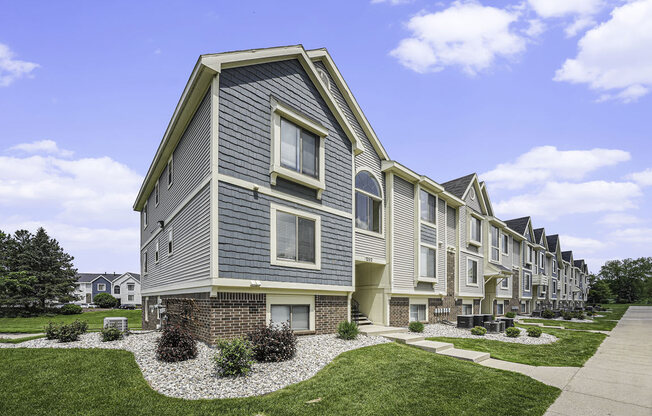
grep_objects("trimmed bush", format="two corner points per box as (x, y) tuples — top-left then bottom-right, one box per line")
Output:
(60, 304), (82, 315)
(471, 326), (487, 336)
(45, 322), (60, 340)
(93, 293), (118, 308)
(573, 311), (585, 320)
(505, 327), (520, 338)
(248, 323), (297, 362)
(70, 319), (88, 335)
(408, 321), (424, 333)
(541, 310), (555, 319)
(156, 325), (197, 362)
(45, 320), (88, 342)
(526, 326), (542, 338)
(505, 312), (516, 318)
(101, 327), (123, 342)
(563, 311), (573, 320)
(215, 338), (255, 377)
(337, 321), (359, 340)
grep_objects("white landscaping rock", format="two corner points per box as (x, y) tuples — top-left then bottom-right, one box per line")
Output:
(422, 323), (557, 345)
(0, 331), (390, 400)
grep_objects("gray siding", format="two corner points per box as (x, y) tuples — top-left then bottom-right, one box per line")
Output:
(392, 176), (415, 291)
(512, 240), (520, 268)
(446, 205), (456, 246)
(142, 185), (211, 290)
(464, 187), (482, 214)
(218, 60), (352, 213)
(460, 252), (483, 295)
(218, 181), (352, 286)
(420, 223), (437, 246)
(91, 276), (111, 299)
(355, 232), (385, 260)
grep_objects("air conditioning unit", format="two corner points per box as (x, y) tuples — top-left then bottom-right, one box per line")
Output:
(104, 317), (128, 332)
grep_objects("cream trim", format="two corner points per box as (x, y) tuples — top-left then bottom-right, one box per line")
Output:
(354, 167), (385, 238)
(408, 297), (428, 322)
(210, 75), (220, 284)
(215, 277), (353, 293)
(270, 203), (322, 270)
(141, 279), (213, 296)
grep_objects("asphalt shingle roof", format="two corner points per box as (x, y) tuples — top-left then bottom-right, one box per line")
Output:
(533, 228), (544, 244)
(75, 273), (138, 283)
(574, 259), (585, 268)
(504, 217), (530, 235)
(441, 173), (476, 199)
(562, 251), (573, 262)
(546, 234), (559, 252)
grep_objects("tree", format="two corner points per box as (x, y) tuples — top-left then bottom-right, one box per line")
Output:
(599, 258), (651, 303)
(0, 271), (39, 308)
(587, 277), (612, 304)
(93, 293), (118, 308)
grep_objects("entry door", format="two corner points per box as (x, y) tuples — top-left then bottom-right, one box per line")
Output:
(86, 293), (91, 303)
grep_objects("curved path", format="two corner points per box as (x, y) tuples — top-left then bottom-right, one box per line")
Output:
(545, 306), (652, 416)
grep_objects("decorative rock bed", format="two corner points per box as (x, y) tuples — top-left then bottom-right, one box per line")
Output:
(0, 331), (390, 400)
(515, 314), (595, 323)
(422, 323), (557, 345)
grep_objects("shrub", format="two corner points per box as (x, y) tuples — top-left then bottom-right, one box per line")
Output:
(505, 312), (516, 318)
(586, 311), (594, 316)
(248, 323), (297, 362)
(45, 322), (60, 340)
(408, 321), (424, 333)
(563, 311), (573, 320)
(505, 327), (520, 338)
(471, 326), (487, 336)
(215, 338), (255, 377)
(573, 311), (585, 320)
(101, 326), (123, 342)
(93, 293), (118, 308)
(337, 321), (359, 340)
(57, 323), (81, 342)
(44, 320), (88, 342)
(70, 319), (88, 335)
(526, 326), (542, 338)
(541, 309), (555, 319)
(156, 325), (197, 362)
(60, 304), (82, 315)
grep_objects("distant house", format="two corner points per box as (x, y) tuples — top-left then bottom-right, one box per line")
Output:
(74, 273), (141, 306)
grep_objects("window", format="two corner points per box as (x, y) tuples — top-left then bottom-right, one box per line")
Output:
(502, 234), (509, 255)
(155, 240), (159, 263)
(143, 252), (148, 273)
(114, 286), (120, 294)
(521, 302), (528, 313)
(355, 171), (382, 233)
(271, 205), (320, 269)
(462, 303), (473, 315)
(420, 190), (436, 224)
(540, 252), (545, 271)
(127, 283), (135, 291)
(467, 259), (478, 285)
(410, 304), (426, 322)
(128, 295), (134, 301)
(552, 258), (557, 273)
(168, 229), (173, 255)
(167, 156), (174, 187)
(281, 118), (319, 179)
(539, 286), (546, 297)
(420, 246), (436, 279)
(97, 283), (106, 291)
(154, 180), (159, 206)
(470, 216), (481, 243)
(142, 202), (148, 229)
(501, 276), (509, 289)
(524, 273), (531, 291)
(271, 305), (309, 330)
(526, 245), (533, 264)
(490, 226), (499, 262)
(496, 303), (504, 315)
(552, 280), (557, 294)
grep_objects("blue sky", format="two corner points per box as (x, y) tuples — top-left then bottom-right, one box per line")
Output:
(1, 0), (651, 274)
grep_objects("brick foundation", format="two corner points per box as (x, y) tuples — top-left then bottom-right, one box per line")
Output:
(508, 270), (521, 313)
(389, 297), (409, 327)
(315, 295), (348, 334)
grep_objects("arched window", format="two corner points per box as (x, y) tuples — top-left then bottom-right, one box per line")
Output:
(355, 171), (382, 233)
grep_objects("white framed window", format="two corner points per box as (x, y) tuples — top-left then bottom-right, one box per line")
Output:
(467, 258), (478, 285)
(462, 303), (473, 315)
(490, 226), (500, 262)
(167, 155), (174, 188)
(97, 283), (106, 291)
(270, 204), (321, 270)
(142, 202), (148, 229)
(552, 258), (557, 273)
(168, 229), (173, 255)
(127, 283), (135, 291)
(114, 286), (120, 294)
(501, 276), (509, 289)
(524, 273), (531, 291)
(469, 215), (482, 244)
(526, 245), (533, 264)
(154, 180), (160, 206)
(410, 303), (427, 322)
(128, 295), (134, 301)
(420, 189), (436, 224)
(469, 187), (476, 200)
(155, 240), (159, 263)
(502, 234), (509, 255)
(552, 280), (557, 294)
(355, 171), (382, 233)
(520, 302), (527, 313)
(420, 245), (436, 280)
(270, 99), (327, 197)
(496, 303), (504, 315)
(271, 304), (310, 330)
(540, 252), (545, 269)
(143, 251), (148, 274)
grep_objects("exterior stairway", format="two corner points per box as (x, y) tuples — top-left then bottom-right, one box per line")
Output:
(351, 300), (373, 326)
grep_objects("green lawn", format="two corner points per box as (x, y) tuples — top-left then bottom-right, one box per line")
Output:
(0, 343), (560, 416)
(0, 309), (142, 333)
(0, 334), (46, 344)
(521, 304), (630, 331)
(428, 327), (606, 367)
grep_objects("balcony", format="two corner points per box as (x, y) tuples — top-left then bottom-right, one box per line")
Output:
(532, 275), (549, 286)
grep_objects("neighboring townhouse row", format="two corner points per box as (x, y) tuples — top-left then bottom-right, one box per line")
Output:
(133, 46), (590, 343)
(74, 273), (142, 306)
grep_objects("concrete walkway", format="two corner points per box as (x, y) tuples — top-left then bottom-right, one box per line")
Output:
(545, 306), (652, 416)
(0, 332), (43, 339)
(480, 358), (579, 389)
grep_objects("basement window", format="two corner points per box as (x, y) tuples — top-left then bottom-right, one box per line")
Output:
(410, 304), (426, 322)
(271, 305), (309, 330)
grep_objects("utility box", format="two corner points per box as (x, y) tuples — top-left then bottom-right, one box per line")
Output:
(103, 317), (128, 332)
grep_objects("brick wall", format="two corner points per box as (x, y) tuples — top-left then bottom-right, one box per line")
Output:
(508, 270), (521, 312)
(473, 299), (481, 314)
(389, 297), (409, 327)
(315, 295), (348, 334)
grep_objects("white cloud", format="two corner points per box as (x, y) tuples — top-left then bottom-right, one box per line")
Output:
(0, 42), (39, 87)
(481, 146), (631, 190)
(493, 180), (642, 219)
(8, 139), (74, 158)
(527, 0), (604, 18)
(524, 19), (547, 37)
(390, 1), (526, 74)
(609, 227), (652, 245)
(559, 234), (607, 253)
(627, 168), (652, 186)
(564, 16), (597, 37)
(598, 213), (643, 227)
(554, 0), (652, 102)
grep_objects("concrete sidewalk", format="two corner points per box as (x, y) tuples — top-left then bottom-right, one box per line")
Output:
(545, 306), (652, 416)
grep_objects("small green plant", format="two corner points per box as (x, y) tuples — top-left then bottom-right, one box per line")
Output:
(44, 322), (60, 340)
(60, 304), (82, 315)
(337, 321), (359, 340)
(156, 325), (197, 362)
(70, 319), (88, 335)
(563, 311), (573, 320)
(541, 310), (555, 319)
(215, 338), (255, 377)
(573, 311), (585, 320)
(471, 326), (487, 336)
(526, 326), (542, 338)
(505, 312), (516, 318)
(93, 293), (119, 308)
(408, 321), (424, 333)
(505, 327), (520, 338)
(247, 323), (297, 362)
(101, 327), (123, 342)
(56, 324), (81, 342)
(586, 311), (594, 316)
